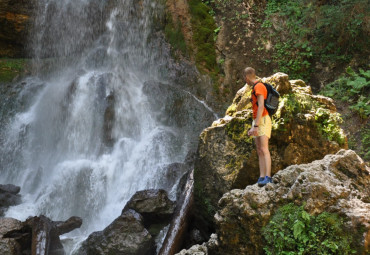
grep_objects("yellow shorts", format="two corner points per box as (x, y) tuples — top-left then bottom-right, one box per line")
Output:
(252, 114), (272, 139)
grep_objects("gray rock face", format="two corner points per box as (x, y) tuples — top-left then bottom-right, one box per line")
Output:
(212, 150), (370, 254)
(78, 209), (155, 255)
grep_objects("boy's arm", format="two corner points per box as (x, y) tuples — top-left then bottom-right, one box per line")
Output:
(254, 94), (265, 126)
(248, 94), (265, 136)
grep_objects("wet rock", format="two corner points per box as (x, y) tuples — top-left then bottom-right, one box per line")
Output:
(123, 189), (176, 226)
(0, 184), (21, 217)
(194, 73), (347, 228)
(0, 184), (20, 194)
(213, 150), (370, 254)
(78, 209), (155, 255)
(103, 92), (115, 147)
(156, 163), (189, 198)
(0, 215), (82, 255)
(54, 216), (83, 236)
(78, 190), (177, 255)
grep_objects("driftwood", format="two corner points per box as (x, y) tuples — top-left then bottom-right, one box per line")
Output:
(159, 170), (194, 255)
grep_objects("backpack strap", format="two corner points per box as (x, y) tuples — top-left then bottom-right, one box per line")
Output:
(252, 81), (262, 105)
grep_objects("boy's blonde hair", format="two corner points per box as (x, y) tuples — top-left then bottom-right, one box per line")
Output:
(244, 67), (256, 78)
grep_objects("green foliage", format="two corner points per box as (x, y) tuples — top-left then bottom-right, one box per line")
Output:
(0, 58), (29, 83)
(261, 0), (369, 80)
(315, 108), (346, 146)
(321, 67), (370, 119)
(189, 0), (219, 76)
(273, 93), (319, 125)
(262, 203), (356, 255)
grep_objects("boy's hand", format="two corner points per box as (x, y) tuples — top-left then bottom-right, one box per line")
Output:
(248, 126), (259, 136)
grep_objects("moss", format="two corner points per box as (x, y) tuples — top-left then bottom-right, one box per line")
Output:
(227, 89), (253, 116)
(225, 117), (253, 144)
(226, 104), (237, 116)
(271, 92), (345, 145)
(164, 14), (188, 56)
(188, 0), (219, 77)
(0, 58), (29, 83)
(226, 157), (242, 170)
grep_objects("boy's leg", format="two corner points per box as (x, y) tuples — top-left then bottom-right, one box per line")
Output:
(259, 135), (271, 177)
(255, 137), (266, 178)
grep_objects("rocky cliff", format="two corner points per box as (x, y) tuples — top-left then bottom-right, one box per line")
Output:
(193, 72), (347, 230)
(179, 149), (370, 254)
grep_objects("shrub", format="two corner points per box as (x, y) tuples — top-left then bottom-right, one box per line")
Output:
(321, 67), (370, 119)
(260, 0), (369, 80)
(262, 203), (356, 255)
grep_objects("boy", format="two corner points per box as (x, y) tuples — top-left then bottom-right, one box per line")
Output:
(245, 67), (272, 186)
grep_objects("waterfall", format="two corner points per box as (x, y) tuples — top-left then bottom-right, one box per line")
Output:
(0, 0), (216, 253)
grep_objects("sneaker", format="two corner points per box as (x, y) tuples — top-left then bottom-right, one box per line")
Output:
(258, 176), (273, 187)
(257, 177), (265, 185)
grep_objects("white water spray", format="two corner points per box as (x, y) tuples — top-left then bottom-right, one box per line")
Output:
(0, 0), (216, 253)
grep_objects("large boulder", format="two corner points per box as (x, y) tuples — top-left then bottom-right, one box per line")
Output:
(213, 150), (370, 254)
(78, 209), (155, 255)
(0, 184), (21, 216)
(123, 189), (176, 226)
(193, 72), (347, 227)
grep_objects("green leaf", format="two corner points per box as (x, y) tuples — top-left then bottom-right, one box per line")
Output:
(302, 210), (310, 221)
(293, 220), (305, 239)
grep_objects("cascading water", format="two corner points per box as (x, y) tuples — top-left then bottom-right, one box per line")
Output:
(0, 0), (216, 253)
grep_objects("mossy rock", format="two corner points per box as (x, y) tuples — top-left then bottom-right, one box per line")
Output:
(0, 58), (29, 83)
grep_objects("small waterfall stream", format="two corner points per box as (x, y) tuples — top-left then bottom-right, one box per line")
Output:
(0, 0), (216, 253)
